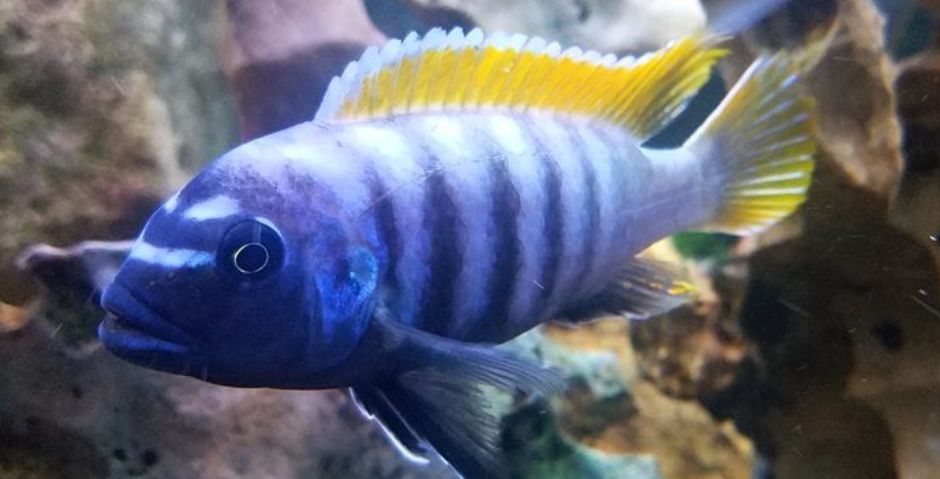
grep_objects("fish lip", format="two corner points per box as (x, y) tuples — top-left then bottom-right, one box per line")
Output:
(99, 282), (198, 351)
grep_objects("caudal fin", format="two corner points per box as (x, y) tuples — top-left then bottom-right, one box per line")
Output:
(685, 53), (817, 234)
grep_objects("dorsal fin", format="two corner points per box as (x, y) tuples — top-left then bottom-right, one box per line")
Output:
(314, 27), (726, 141)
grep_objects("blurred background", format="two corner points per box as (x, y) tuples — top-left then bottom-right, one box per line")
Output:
(1, 0), (939, 478)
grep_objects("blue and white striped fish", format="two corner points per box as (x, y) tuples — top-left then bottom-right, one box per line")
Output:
(99, 27), (816, 478)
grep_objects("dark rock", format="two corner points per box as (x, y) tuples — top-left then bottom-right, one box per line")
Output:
(0, 415), (109, 479)
(365, 0), (476, 40)
(697, 2), (940, 477)
(870, 321), (904, 352)
(896, 48), (940, 173)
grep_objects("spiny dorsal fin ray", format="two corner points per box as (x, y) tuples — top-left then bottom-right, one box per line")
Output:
(315, 27), (727, 141)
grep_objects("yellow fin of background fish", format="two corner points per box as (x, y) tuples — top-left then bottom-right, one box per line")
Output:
(315, 27), (727, 141)
(686, 50), (817, 235)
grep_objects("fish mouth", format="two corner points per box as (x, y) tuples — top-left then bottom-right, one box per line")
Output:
(98, 283), (198, 357)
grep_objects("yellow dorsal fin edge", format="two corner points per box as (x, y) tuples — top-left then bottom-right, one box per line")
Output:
(315, 27), (727, 141)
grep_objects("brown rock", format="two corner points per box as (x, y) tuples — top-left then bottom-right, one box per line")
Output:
(893, 10), (940, 245)
(638, 1), (939, 479)
(725, 0), (901, 204)
(896, 49), (940, 172)
(629, 279), (749, 401)
(0, 0), (237, 305)
(864, 389), (940, 479)
(920, 0), (940, 15)
(543, 319), (756, 479)
(581, 381), (754, 479)
(223, 0), (386, 140)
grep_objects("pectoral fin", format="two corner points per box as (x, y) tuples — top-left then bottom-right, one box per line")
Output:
(357, 311), (564, 478)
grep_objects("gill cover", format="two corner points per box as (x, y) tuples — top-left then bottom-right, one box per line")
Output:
(306, 226), (380, 372)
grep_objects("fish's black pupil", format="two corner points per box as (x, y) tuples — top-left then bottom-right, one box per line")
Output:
(233, 242), (269, 274)
(218, 219), (284, 283)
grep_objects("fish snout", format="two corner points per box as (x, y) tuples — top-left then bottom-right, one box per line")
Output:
(99, 282), (199, 352)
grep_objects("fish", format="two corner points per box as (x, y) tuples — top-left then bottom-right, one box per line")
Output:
(98, 26), (816, 478)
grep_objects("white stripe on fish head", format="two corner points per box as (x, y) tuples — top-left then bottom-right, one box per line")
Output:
(182, 195), (242, 222)
(127, 240), (214, 269)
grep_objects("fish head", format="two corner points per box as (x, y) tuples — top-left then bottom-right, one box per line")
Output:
(99, 152), (375, 387)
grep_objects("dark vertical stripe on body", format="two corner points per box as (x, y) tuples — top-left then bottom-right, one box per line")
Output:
(537, 138), (564, 302)
(417, 156), (464, 334)
(363, 164), (401, 300)
(482, 150), (522, 327)
(573, 131), (601, 291)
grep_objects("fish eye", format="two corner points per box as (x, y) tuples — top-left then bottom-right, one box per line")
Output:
(218, 219), (284, 282)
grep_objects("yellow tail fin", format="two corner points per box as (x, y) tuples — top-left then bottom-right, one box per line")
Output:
(686, 53), (817, 234)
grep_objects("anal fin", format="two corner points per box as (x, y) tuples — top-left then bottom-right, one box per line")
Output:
(561, 256), (696, 322)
